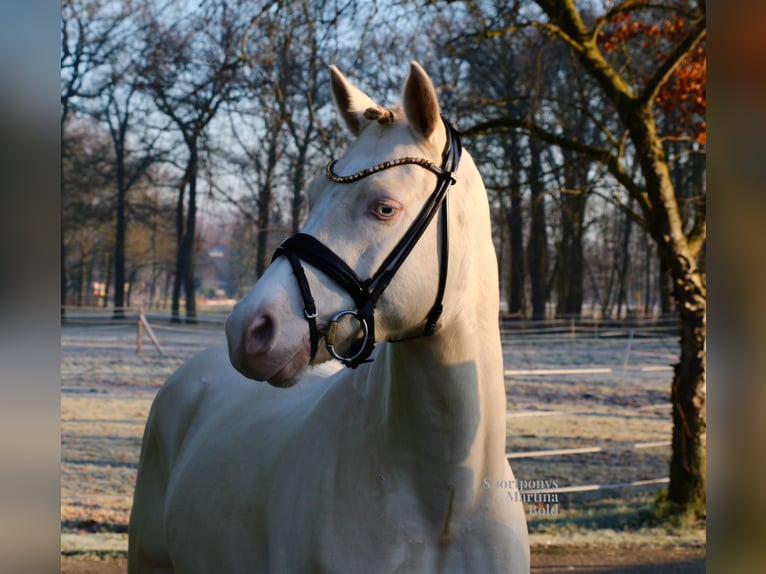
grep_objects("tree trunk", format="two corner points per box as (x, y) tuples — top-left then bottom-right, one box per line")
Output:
(290, 161), (305, 234)
(255, 186), (272, 279)
(508, 139), (525, 318)
(556, 149), (587, 317)
(658, 247), (674, 316)
(667, 268), (706, 517)
(628, 110), (706, 518)
(255, 140), (279, 278)
(78, 227), (88, 307)
(527, 138), (548, 320)
(102, 250), (111, 308)
(643, 233), (653, 317)
(615, 203), (633, 319)
(126, 267), (139, 309)
(530, 0), (706, 516)
(505, 136), (525, 318)
(183, 148), (198, 324)
(290, 135), (310, 234)
(85, 251), (95, 307)
(112, 158), (127, 319)
(170, 178), (186, 323)
(556, 208), (584, 317)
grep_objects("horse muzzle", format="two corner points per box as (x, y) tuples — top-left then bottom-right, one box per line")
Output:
(225, 293), (311, 387)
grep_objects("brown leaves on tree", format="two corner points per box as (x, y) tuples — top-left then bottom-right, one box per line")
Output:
(597, 9), (706, 145)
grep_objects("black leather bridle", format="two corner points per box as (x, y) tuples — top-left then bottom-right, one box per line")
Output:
(271, 117), (462, 368)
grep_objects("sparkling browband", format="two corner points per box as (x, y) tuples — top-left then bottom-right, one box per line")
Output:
(326, 157), (450, 184)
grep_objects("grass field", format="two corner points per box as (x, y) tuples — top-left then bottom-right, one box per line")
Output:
(60, 315), (704, 555)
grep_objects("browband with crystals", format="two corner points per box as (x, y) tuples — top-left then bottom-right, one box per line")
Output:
(326, 157), (452, 184)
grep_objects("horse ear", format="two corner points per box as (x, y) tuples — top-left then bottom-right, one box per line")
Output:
(330, 65), (379, 136)
(403, 62), (441, 141)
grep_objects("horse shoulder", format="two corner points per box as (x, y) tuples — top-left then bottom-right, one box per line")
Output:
(153, 346), (231, 456)
(128, 344), (230, 571)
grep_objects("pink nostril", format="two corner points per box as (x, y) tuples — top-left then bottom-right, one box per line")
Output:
(245, 313), (276, 355)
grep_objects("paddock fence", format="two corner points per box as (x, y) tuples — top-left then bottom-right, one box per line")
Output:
(61, 307), (681, 506)
(499, 317), (679, 503)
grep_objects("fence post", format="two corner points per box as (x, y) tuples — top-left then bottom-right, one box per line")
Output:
(137, 306), (164, 355)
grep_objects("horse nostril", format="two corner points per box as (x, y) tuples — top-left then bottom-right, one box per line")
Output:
(245, 313), (276, 355)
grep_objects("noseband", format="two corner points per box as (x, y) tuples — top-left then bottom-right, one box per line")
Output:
(272, 117), (462, 368)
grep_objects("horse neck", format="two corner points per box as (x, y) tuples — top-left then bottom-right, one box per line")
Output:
(367, 171), (507, 489)
(382, 311), (506, 468)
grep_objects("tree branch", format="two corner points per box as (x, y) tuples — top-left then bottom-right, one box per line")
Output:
(536, 0), (637, 106)
(465, 115), (653, 223)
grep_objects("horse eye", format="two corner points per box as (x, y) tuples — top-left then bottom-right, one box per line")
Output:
(372, 202), (399, 219)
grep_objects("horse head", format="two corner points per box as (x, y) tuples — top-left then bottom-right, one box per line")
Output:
(226, 62), (471, 387)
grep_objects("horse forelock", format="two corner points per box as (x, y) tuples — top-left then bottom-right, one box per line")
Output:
(362, 104), (401, 125)
(354, 104), (448, 163)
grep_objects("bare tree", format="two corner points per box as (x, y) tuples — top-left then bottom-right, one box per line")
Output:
(61, 119), (115, 307)
(463, 0), (707, 517)
(554, 145), (591, 317)
(85, 5), (164, 318)
(138, 0), (249, 322)
(526, 136), (549, 319)
(61, 0), (125, 314)
(213, 0), (349, 285)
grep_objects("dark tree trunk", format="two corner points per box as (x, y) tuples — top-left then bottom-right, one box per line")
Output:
(182, 148), (198, 324)
(505, 136), (525, 318)
(112, 158), (127, 319)
(255, 185), (272, 279)
(507, 197), (524, 317)
(102, 251), (111, 308)
(556, 149), (587, 317)
(667, 267), (706, 517)
(508, 139), (525, 317)
(163, 265), (172, 310)
(77, 228), (87, 307)
(658, 248), (674, 316)
(531, 0), (707, 517)
(615, 203), (633, 319)
(171, 139), (200, 324)
(527, 138), (548, 320)
(171, 178), (186, 323)
(290, 132), (311, 234)
(555, 203), (585, 317)
(627, 110), (706, 518)
(126, 267), (139, 309)
(85, 253), (95, 307)
(255, 141), (279, 278)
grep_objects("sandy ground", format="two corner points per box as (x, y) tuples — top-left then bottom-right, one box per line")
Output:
(61, 547), (705, 573)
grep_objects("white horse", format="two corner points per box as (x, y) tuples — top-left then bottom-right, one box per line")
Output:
(128, 62), (530, 573)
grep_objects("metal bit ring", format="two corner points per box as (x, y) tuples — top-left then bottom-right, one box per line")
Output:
(325, 310), (369, 364)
